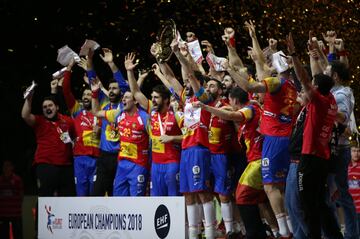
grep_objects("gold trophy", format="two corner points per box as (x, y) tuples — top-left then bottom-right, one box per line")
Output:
(153, 19), (177, 63)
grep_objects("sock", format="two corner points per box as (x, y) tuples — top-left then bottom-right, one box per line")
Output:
(203, 201), (215, 239)
(196, 203), (203, 234)
(187, 205), (199, 239)
(272, 228), (280, 237)
(286, 216), (293, 234)
(276, 213), (290, 237)
(221, 202), (233, 233)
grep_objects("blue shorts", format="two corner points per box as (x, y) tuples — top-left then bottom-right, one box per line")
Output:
(150, 162), (180, 196)
(210, 153), (232, 196)
(74, 155), (97, 196)
(261, 135), (290, 184)
(180, 145), (211, 193)
(113, 159), (148, 196)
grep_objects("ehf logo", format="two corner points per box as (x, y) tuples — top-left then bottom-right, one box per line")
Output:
(45, 205), (63, 234)
(154, 204), (171, 238)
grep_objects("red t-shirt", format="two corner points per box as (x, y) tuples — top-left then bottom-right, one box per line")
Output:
(348, 162), (360, 213)
(261, 77), (297, 137)
(32, 114), (74, 165)
(0, 174), (23, 218)
(106, 109), (149, 169)
(148, 101), (183, 164)
(208, 99), (232, 154)
(302, 89), (337, 159)
(238, 103), (263, 162)
(181, 95), (211, 150)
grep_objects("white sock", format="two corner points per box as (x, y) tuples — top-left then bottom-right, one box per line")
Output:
(286, 216), (293, 234)
(221, 202), (233, 233)
(187, 205), (199, 239)
(276, 213), (290, 236)
(203, 201), (215, 239)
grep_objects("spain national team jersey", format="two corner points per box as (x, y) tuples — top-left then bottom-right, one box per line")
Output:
(180, 89), (211, 150)
(147, 101), (183, 164)
(302, 89), (337, 159)
(100, 102), (122, 153)
(63, 71), (101, 157)
(207, 99), (232, 154)
(261, 77), (297, 137)
(238, 103), (263, 162)
(105, 109), (149, 168)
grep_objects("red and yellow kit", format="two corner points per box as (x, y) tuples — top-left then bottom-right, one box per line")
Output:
(147, 101), (183, 164)
(261, 77), (297, 137)
(106, 110), (149, 168)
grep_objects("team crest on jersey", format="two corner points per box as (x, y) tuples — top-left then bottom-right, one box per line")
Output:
(137, 174), (145, 183)
(192, 166), (200, 175)
(262, 158), (270, 167)
(132, 123), (137, 129)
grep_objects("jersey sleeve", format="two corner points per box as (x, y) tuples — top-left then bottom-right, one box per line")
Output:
(195, 87), (212, 104)
(238, 106), (254, 123)
(147, 100), (153, 114)
(105, 109), (121, 123)
(174, 111), (184, 129)
(262, 77), (282, 93)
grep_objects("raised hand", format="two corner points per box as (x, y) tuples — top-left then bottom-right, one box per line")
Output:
(247, 47), (258, 62)
(150, 43), (160, 57)
(244, 20), (256, 38)
(221, 59), (231, 70)
(67, 58), (76, 71)
(50, 79), (59, 90)
(201, 40), (214, 53)
(170, 38), (180, 53)
(286, 33), (296, 55)
(186, 32), (196, 42)
(57, 77), (64, 87)
(334, 38), (345, 51)
(78, 57), (88, 71)
(124, 52), (138, 71)
(99, 48), (114, 63)
(152, 63), (161, 76)
(138, 69), (150, 79)
(322, 30), (337, 45)
(222, 27), (235, 47)
(269, 38), (278, 52)
(90, 77), (101, 92)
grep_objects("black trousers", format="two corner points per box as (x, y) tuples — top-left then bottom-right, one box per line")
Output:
(237, 204), (267, 239)
(297, 155), (343, 239)
(0, 217), (22, 239)
(92, 150), (118, 196)
(36, 163), (75, 196)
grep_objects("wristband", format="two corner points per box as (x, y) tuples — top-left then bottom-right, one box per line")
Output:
(337, 50), (349, 57)
(229, 37), (236, 48)
(92, 89), (99, 98)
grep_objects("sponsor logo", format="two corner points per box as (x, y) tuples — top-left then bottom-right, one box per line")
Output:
(154, 204), (171, 238)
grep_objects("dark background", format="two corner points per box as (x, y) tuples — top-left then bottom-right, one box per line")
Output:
(1, 0), (359, 194)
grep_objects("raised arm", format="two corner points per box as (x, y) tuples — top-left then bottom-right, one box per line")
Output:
(222, 27), (244, 70)
(150, 43), (183, 96)
(286, 33), (313, 100)
(100, 48), (130, 93)
(224, 60), (266, 93)
(62, 59), (78, 112)
(124, 53), (148, 111)
(198, 101), (245, 122)
(21, 90), (36, 127)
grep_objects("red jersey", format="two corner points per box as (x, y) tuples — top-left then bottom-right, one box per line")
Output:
(63, 70), (101, 157)
(106, 109), (149, 168)
(302, 89), (337, 159)
(261, 77), (297, 137)
(208, 99), (232, 154)
(32, 114), (74, 165)
(72, 111), (101, 157)
(148, 101), (183, 164)
(181, 94), (211, 150)
(348, 162), (360, 213)
(238, 103), (263, 162)
(0, 174), (23, 218)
